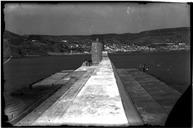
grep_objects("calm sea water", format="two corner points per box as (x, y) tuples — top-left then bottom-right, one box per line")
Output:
(3, 55), (91, 93)
(109, 51), (190, 93)
(3, 51), (190, 94)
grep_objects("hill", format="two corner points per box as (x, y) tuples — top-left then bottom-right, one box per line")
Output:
(3, 27), (190, 57)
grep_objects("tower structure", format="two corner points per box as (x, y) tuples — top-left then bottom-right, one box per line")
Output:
(91, 38), (103, 65)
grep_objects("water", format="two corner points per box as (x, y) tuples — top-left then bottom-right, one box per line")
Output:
(3, 51), (190, 94)
(109, 51), (190, 93)
(3, 55), (91, 94)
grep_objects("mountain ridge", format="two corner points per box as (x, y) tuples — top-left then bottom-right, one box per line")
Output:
(3, 27), (190, 57)
(4, 27), (190, 37)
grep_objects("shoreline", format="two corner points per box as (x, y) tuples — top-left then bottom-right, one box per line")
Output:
(3, 49), (190, 59)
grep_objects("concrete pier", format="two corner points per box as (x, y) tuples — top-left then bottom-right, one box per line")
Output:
(117, 69), (181, 125)
(16, 53), (143, 126)
(14, 52), (180, 126)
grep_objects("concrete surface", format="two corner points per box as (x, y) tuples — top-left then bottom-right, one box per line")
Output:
(28, 56), (130, 126)
(16, 54), (144, 126)
(14, 53), (179, 126)
(111, 63), (144, 126)
(117, 68), (181, 125)
(6, 70), (73, 124)
(126, 69), (181, 112)
(15, 66), (94, 126)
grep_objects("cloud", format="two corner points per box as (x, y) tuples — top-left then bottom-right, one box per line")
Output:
(73, 4), (114, 17)
(126, 6), (134, 15)
(92, 6), (113, 16)
(4, 3), (189, 35)
(4, 4), (43, 16)
(4, 4), (20, 14)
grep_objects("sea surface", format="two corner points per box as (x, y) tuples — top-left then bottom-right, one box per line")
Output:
(3, 54), (91, 94)
(109, 50), (190, 93)
(3, 51), (190, 95)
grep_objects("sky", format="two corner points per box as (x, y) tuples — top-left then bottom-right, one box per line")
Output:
(4, 3), (190, 35)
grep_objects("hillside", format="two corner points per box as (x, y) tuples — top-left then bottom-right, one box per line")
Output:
(3, 27), (190, 57)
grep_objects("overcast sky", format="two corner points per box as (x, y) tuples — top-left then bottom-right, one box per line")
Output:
(4, 3), (190, 35)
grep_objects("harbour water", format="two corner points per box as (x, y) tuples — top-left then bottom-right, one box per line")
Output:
(2, 51), (190, 125)
(3, 51), (190, 95)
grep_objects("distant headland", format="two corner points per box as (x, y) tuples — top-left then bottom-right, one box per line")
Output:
(3, 27), (190, 58)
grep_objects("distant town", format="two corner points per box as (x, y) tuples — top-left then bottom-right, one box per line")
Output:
(104, 41), (190, 53)
(3, 27), (190, 57)
(48, 39), (190, 54)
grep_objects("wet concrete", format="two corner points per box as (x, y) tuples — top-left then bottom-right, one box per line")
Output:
(117, 68), (181, 125)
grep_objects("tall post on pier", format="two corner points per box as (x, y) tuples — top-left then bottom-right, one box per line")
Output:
(91, 38), (103, 65)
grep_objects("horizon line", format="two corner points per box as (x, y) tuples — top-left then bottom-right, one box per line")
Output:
(5, 26), (190, 37)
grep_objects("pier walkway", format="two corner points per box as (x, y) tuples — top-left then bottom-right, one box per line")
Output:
(16, 54), (143, 126)
(15, 53), (181, 127)
(117, 69), (181, 125)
